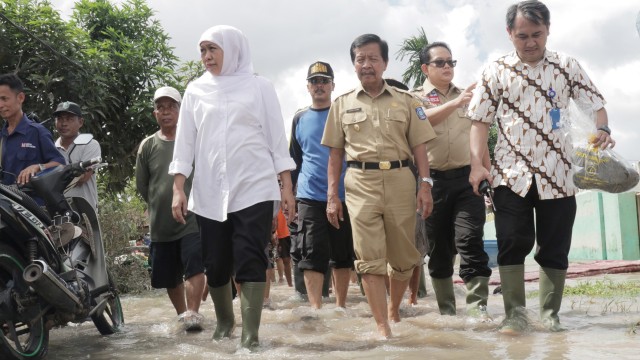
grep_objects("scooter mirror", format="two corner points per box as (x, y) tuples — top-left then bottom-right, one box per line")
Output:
(74, 133), (94, 145)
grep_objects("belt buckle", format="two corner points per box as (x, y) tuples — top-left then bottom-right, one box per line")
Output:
(379, 161), (391, 170)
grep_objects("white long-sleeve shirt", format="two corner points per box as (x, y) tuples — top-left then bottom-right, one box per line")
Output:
(169, 72), (295, 221)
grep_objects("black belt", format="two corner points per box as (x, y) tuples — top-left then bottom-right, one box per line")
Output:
(430, 165), (471, 179)
(346, 159), (409, 170)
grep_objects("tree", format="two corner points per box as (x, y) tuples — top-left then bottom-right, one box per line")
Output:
(488, 123), (498, 161)
(395, 27), (429, 89)
(0, 0), (183, 192)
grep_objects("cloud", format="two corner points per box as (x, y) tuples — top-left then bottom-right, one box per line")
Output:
(48, 0), (640, 160)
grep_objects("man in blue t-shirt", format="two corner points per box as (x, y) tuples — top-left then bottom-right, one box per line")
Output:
(0, 73), (64, 191)
(289, 61), (355, 309)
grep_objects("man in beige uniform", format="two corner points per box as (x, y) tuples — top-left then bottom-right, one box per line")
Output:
(322, 33), (436, 338)
(412, 42), (492, 318)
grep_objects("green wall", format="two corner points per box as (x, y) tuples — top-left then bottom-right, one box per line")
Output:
(483, 191), (640, 260)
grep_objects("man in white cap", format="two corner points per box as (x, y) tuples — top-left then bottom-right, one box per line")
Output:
(54, 101), (101, 209)
(136, 86), (206, 331)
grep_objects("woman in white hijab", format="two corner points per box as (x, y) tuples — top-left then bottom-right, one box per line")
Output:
(169, 25), (295, 349)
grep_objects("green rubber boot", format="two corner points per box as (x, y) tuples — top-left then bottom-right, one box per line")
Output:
(539, 267), (567, 332)
(431, 276), (456, 315)
(498, 265), (529, 335)
(465, 276), (491, 321)
(209, 281), (235, 340)
(240, 282), (266, 350)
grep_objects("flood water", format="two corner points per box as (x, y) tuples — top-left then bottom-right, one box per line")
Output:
(47, 269), (640, 360)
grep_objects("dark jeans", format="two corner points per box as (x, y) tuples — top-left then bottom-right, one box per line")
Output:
(425, 170), (491, 282)
(494, 179), (576, 270)
(197, 201), (273, 287)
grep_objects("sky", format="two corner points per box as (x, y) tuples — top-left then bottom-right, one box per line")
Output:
(50, 0), (640, 161)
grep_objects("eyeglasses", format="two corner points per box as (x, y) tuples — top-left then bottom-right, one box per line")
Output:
(308, 77), (332, 85)
(427, 60), (457, 68)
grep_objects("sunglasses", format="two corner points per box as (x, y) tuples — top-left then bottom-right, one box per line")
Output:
(308, 77), (332, 85)
(427, 60), (457, 68)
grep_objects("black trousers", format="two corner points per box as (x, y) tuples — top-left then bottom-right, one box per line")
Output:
(494, 179), (576, 270)
(425, 170), (491, 282)
(197, 201), (273, 287)
(296, 199), (355, 274)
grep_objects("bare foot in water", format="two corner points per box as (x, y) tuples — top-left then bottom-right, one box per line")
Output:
(377, 322), (392, 338)
(407, 293), (418, 306)
(388, 307), (401, 323)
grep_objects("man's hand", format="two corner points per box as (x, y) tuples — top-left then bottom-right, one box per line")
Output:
(416, 184), (433, 219)
(592, 130), (615, 150)
(469, 166), (492, 196)
(17, 164), (41, 185)
(456, 82), (477, 108)
(326, 193), (343, 229)
(280, 187), (295, 223)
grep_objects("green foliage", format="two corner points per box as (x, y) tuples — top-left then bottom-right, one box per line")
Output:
(395, 27), (428, 89)
(98, 178), (151, 294)
(563, 279), (640, 298)
(488, 122), (498, 161)
(0, 0), (185, 192)
(529, 278), (640, 299)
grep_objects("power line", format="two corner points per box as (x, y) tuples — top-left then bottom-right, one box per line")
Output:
(0, 12), (85, 71)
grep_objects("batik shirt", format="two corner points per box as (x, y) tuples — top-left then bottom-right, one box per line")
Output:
(467, 50), (605, 199)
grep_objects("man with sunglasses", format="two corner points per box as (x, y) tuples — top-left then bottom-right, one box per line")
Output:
(412, 42), (492, 320)
(289, 61), (355, 310)
(467, 0), (614, 334)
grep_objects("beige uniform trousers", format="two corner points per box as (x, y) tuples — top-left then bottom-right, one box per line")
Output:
(345, 166), (422, 281)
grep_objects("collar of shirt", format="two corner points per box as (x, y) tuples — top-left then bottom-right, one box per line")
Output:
(504, 49), (561, 68)
(354, 81), (393, 99)
(2, 114), (31, 137)
(420, 78), (461, 98)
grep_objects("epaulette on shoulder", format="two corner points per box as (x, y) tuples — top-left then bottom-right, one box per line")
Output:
(389, 86), (413, 95)
(335, 87), (357, 99)
(410, 85), (424, 93)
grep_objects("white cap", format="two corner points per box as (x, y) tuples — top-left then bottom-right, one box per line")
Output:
(153, 86), (181, 103)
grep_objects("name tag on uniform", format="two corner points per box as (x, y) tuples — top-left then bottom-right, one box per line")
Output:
(427, 90), (441, 105)
(346, 108), (362, 113)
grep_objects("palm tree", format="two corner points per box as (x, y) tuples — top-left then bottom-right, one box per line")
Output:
(395, 27), (429, 89)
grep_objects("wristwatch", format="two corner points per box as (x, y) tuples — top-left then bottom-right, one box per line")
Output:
(38, 164), (46, 171)
(597, 125), (611, 135)
(418, 177), (434, 187)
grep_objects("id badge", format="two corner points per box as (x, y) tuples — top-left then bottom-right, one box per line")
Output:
(550, 108), (561, 130)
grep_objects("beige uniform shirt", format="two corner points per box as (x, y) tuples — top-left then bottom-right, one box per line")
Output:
(321, 82), (436, 161)
(467, 50), (605, 199)
(412, 79), (471, 171)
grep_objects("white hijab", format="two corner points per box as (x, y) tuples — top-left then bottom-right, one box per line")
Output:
(197, 25), (254, 89)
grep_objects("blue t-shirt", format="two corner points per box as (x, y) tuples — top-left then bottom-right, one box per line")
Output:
(1, 114), (65, 185)
(289, 107), (346, 202)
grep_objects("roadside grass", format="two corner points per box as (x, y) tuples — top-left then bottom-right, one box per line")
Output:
(527, 278), (640, 298)
(528, 278), (640, 316)
(563, 278), (640, 298)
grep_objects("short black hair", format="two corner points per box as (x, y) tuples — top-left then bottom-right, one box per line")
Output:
(506, 0), (550, 30)
(350, 34), (389, 64)
(384, 78), (408, 91)
(0, 73), (24, 94)
(419, 42), (452, 65)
